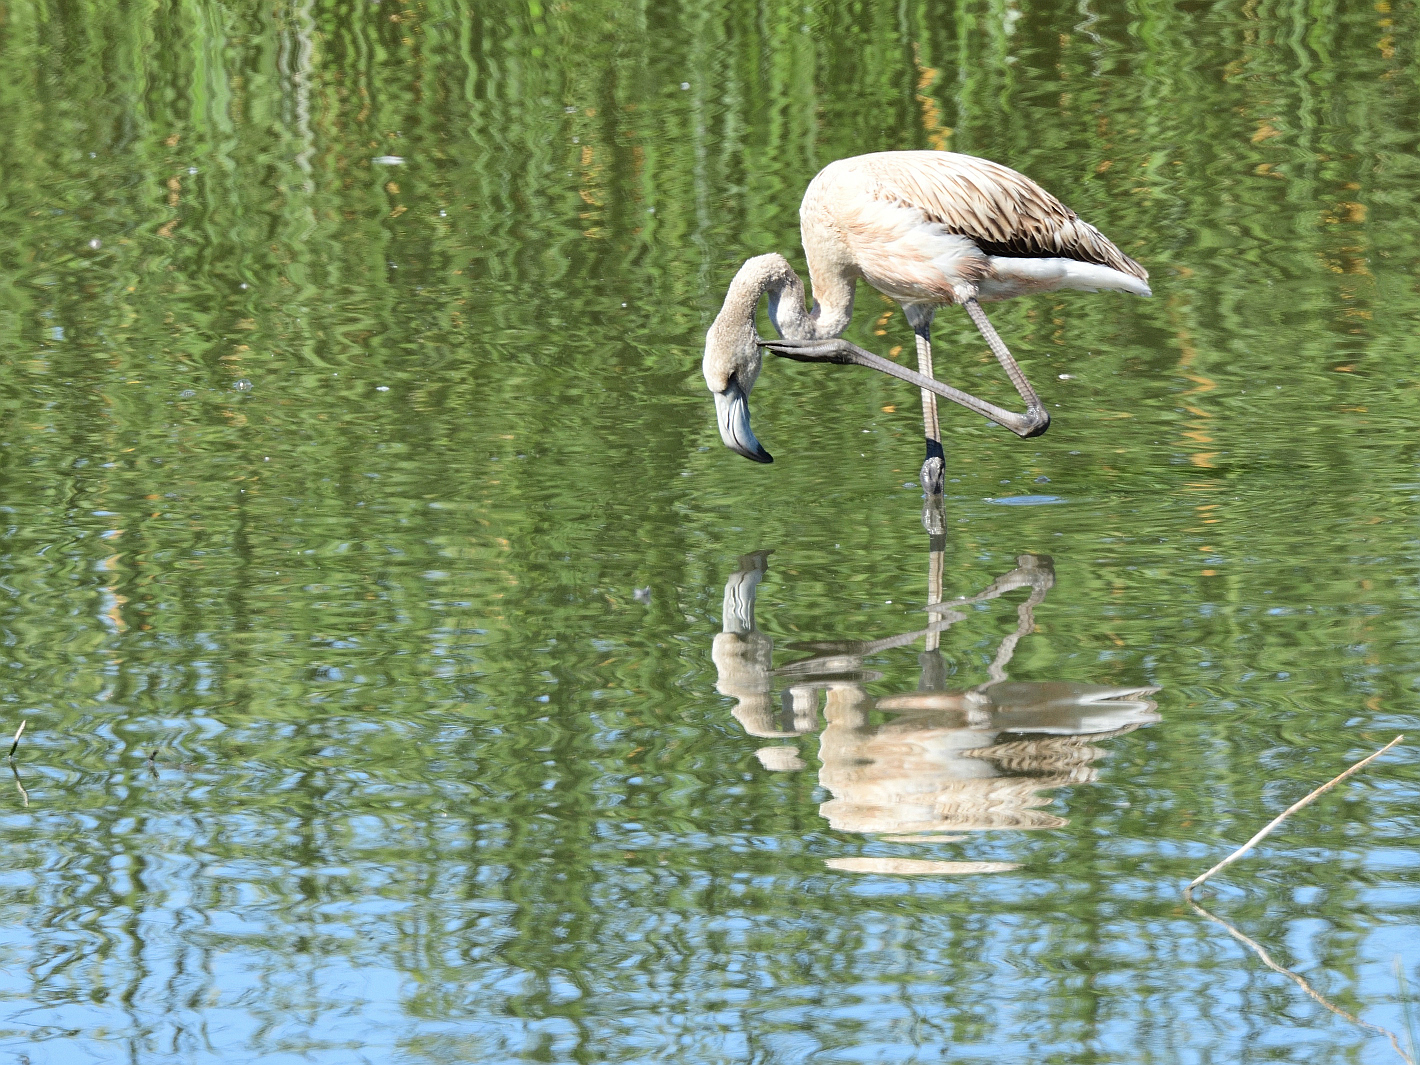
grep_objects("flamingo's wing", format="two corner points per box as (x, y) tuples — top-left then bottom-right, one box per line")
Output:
(858, 152), (1148, 282)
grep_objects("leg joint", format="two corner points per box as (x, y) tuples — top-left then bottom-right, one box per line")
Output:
(1019, 407), (1051, 438)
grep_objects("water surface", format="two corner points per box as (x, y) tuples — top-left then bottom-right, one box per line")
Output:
(1, 1), (1418, 1061)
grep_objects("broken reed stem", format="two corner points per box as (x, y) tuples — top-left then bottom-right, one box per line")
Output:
(6, 719), (25, 760)
(1185, 734), (1404, 900)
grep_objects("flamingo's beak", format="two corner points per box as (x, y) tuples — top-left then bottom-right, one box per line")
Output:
(713, 377), (773, 464)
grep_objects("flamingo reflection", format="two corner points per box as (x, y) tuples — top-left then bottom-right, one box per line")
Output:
(712, 527), (1159, 874)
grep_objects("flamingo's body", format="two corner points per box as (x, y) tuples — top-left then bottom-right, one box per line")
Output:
(703, 151), (1149, 491)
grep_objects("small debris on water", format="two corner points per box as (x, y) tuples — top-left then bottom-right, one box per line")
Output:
(88, 239), (101, 249)
(373, 155), (405, 165)
(633, 587), (651, 604)
(1035, 475), (1050, 483)
(376, 385), (390, 392)
(680, 82), (690, 90)
(233, 379), (253, 392)
(1058, 373), (1073, 379)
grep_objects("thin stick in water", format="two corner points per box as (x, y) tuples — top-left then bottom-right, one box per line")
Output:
(1185, 735), (1410, 1064)
(1185, 734), (1404, 899)
(7, 720), (25, 761)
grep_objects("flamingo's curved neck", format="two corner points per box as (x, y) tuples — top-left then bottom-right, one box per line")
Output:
(720, 253), (855, 343)
(801, 261), (856, 340)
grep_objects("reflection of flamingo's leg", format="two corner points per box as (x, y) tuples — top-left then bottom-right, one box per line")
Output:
(926, 553), (1055, 613)
(986, 565), (1054, 685)
(916, 552), (1057, 685)
(924, 496), (946, 655)
(919, 495), (949, 688)
(778, 554), (1055, 686)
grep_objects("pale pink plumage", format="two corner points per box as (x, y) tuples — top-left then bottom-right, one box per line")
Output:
(800, 151), (1148, 307)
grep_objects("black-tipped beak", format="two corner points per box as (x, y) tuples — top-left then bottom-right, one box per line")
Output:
(713, 378), (772, 464)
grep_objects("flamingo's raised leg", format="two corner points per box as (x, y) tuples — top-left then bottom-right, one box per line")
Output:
(962, 298), (1049, 439)
(760, 332), (1049, 440)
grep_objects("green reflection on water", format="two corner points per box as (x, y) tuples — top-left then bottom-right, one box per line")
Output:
(1, 0), (1419, 1061)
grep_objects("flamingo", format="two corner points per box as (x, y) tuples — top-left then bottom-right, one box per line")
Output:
(701, 151), (1150, 493)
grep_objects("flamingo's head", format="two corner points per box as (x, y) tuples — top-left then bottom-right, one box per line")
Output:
(703, 303), (772, 464)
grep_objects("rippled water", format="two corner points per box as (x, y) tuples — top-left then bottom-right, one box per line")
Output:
(1, 1), (1419, 1061)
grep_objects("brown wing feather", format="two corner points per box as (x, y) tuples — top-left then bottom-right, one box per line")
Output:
(860, 152), (1148, 281)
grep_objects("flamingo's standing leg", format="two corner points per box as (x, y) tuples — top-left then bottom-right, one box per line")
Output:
(904, 304), (944, 496)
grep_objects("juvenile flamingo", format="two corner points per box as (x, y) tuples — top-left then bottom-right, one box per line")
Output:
(701, 151), (1150, 493)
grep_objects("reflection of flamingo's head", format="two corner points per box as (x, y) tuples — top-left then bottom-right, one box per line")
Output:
(713, 552), (790, 738)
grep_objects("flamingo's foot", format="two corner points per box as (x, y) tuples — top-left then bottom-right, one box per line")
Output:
(920, 455), (944, 496)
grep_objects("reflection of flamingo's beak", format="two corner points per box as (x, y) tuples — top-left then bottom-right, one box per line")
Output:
(982, 682), (1161, 735)
(713, 376), (772, 464)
